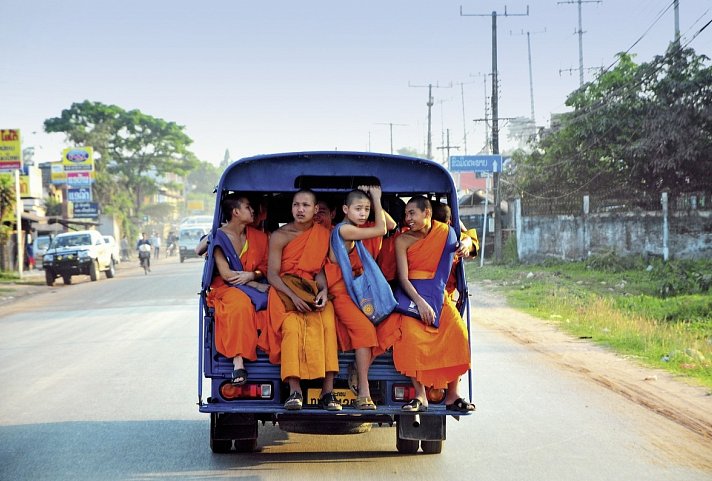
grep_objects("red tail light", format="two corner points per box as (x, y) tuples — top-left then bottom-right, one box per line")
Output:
(393, 384), (416, 401)
(220, 382), (273, 400)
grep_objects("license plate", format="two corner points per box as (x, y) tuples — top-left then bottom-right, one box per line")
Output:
(306, 388), (357, 408)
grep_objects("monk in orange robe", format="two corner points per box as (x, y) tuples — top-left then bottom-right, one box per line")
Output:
(266, 189), (341, 411)
(432, 203), (479, 300)
(206, 194), (270, 385)
(325, 186), (388, 410)
(375, 196), (476, 413)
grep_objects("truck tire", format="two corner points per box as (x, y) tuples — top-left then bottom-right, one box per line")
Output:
(89, 260), (99, 281)
(105, 258), (116, 278)
(180, 255), (185, 263)
(420, 439), (443, 454)
(62, 274), (72, 285)
(395, 429), (419, 454)
(45, 270), (54, 286)
(234, 439), (257, 453)
(210, 413), (233, 453)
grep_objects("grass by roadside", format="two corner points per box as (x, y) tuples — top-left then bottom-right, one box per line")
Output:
(466, 255), (712, 389)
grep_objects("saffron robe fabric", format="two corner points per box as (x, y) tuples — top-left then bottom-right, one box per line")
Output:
(266, 224), (338, 381)
(325, 228), (381, 352)
(374, 220), (471, 388)
(206, 227), (270, 360)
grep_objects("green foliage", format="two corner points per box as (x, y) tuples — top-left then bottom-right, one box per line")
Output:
(502, 232), (519, 265)
(468, 259), (712, 387)
(508, 46), (712, 198)
(649, 259), (712, 297)
(44, 100), (200, 221)
(188, 160), (222, 196)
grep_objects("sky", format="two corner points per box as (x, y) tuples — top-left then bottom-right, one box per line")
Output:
(1, 0), (710, 167)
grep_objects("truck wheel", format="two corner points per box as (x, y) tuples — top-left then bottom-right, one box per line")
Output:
(396, 429), (419, 454)
(45, 270), (54, 286)
(89, 260), (99, 281)
(62, 274), (72, 285)
(105, 258), (116, 278)
(420, 440), (443, 454)
(234, 439), (257, 453)
(180, 255), (185, 263)
(210, 438), (232, 453)
(210, 413), (233, 453)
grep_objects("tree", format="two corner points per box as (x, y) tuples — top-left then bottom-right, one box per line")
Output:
(509, 46), (712, 199)
(44, 101), (200, 217)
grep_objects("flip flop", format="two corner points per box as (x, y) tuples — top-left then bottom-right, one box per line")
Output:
(401, 398), (428, 412)
(231, 368), (248, 385)
(445, 397), (476, 412)
(355, 396), (377, 410)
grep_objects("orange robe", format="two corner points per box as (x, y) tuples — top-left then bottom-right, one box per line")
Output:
(375, 220), (471, 388)
(446, 229), (480, 299)
(206, 226), (269, 360)
(325, 233), (381, 352)
(266, 224), (338, 381)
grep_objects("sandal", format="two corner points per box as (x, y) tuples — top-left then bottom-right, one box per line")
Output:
(445, 397), (476, 413)
(401, 398), (427, 412)
(355, 396), (376, 410)
(231, 368), (248, 385)
(284, 391), (303, 410)
(319, 391), (343, 411)
(347, 362), (359, 395)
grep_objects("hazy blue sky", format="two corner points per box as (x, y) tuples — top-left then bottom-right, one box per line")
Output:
(2, 0), (709, 166)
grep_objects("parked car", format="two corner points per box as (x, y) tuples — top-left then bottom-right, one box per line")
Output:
(43, 230), (116, 285)
(33, 235), (52, 267)
(102, 235), (121, 264)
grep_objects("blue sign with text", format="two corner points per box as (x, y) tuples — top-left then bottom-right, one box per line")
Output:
(449, 155), (503, 173)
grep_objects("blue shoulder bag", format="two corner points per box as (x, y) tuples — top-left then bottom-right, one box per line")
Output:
(330, 223), (397, 325)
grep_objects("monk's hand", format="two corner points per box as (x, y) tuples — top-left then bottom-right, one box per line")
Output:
(416, 299), (436, 326)
(291, 295), (313, 313)
(457, 236), (473, 258)
(223, 270), (241, 284)
(368, 185), (382, 201)
(314, 289), (328, 311)
(231, 270), (254, 285)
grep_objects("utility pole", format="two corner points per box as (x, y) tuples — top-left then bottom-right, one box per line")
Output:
(558, 0), (602, 87)
(375, 122), (408, 155)
(674, 0), (680, 42)
(511, 29), (546, 122)
(409, 82), (451, 159)
(460, 5), (528, 262)
(436, 129), (460, 165)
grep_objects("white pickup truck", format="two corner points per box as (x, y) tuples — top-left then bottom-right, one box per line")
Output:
(43, 230), (116, 285)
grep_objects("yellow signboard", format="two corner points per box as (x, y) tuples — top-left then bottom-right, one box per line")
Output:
(0, 129), (22, 171)
(187, 200), (205, 211)
(61, 146), (94, 171)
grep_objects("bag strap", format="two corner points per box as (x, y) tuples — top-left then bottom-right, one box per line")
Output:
(330, 223), (359, 301)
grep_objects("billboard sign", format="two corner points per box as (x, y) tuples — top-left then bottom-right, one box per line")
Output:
(0, 129), (22, 171)
(73, 202), (99, 218)
(65, 171), (94, 185)
(67, 187), (93, 203)
(62, 147), (94, 171)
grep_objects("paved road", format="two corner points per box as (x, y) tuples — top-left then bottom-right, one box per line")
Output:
(0, 258), (710, 480)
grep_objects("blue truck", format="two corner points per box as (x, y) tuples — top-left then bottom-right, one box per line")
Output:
(198, 151), (473, 454)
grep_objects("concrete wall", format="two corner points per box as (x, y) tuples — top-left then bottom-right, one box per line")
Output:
(514, 198), (712, 262)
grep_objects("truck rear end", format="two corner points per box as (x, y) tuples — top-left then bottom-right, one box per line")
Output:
(198, 151), (473, 454)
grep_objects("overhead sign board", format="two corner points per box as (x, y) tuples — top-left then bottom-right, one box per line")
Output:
(67, 187), (93, 203)
(0, 129), (22, 171)
(449, 154), (503, 173)
(73, 202), (99, 218)
(62, 147), (94, 171)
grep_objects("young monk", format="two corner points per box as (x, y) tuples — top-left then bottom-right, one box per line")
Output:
(206, 194), (270, 385)
(314, 199), (336, 229)
(432, 203), (479, 300)
(375, 196), (476, 413)
(265, 189), (341, 411)
(325, 186), (388, 410)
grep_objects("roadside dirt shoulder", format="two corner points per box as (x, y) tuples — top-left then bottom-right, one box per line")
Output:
(469, 280), (712, 442)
